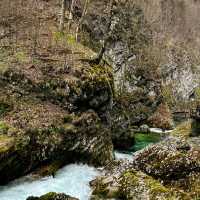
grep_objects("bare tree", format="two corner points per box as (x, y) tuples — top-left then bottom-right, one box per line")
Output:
(59, 0), (67, 32)
(68, 0), (75, 31)
(90, 0), (115, 64)
(75, 0), (90, 41)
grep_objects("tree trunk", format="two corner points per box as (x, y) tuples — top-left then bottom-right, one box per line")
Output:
(68, 0), (75, 31)
(59, 0), (66, 32)
(92, 0), (114, 64)
(75, 0), (90, 41)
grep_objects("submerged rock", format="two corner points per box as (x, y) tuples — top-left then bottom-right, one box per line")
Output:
(26, 192), (79, 200)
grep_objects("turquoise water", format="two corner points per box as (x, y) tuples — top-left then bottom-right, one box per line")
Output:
(131, 132), (162, 152)
(115, 132), (162, 160)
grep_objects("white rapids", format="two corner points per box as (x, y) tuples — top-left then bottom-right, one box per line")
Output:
(0, 164), (100, 200)
(0, 129), (165, 200)
(114, 151), (134, 161)
(149, 128), (173, 134)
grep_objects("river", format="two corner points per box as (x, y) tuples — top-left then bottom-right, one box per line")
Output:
(0, 132), (163, 200)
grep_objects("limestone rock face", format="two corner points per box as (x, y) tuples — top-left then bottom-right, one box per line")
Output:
(79, 0), (200, 125)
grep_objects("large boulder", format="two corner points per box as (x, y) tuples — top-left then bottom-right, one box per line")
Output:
(90, 164), (190, 200)
(133, 136), (200, 180)
(0, 41), (114, 184)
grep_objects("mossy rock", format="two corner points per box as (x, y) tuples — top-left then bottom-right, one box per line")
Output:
(0, 94), (113, 184)
(119, 170), (190, 200)
(0, 134), (14, 154)
(133, 136), (200, 181)
(26, 192), (78, 200)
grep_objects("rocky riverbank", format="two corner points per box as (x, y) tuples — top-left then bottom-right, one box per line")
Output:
(90, 120), (200, 200)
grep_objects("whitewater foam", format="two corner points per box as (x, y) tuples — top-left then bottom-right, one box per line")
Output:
(0, 164), (100, 200)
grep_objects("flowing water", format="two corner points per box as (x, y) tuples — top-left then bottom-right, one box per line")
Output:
(114, 151), (134, 161)
(115, 132), (162, 158)
(131, 132), (162, 152)
(0, 164), (100, 200)
(0, 132), (162, 200)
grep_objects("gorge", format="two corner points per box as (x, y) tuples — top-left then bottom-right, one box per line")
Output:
(0, 0), (200, 200)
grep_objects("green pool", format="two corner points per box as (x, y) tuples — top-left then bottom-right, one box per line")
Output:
(131, 132), (162, 152)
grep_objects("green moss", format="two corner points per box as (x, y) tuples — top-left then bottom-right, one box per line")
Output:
(0, 121), (9, 134)
(83, 64), (114, 98)
(0, 135), (14, 153)
(145, 177), (168, 194)
(86, 64), (113, 84)
(15, 51), (29, 63)
(120, 170), (190, 200)
(162, 85), (175, 107)
(53, 31), (76, 47)
(62, 123), (76, 133)
(92, 178), (110, 197)
(194, 87), (200, 100)
(38, 192), (57, 200)
(0, 62), (9, 74)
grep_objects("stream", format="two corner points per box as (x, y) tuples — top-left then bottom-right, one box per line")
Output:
(0, 132), (163, 200)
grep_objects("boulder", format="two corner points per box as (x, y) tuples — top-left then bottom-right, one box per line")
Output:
(133, 136), (200, 180)
(0, 42), (114, 185)
(26, 192), (78, 200)
(90, 168), (189, 200)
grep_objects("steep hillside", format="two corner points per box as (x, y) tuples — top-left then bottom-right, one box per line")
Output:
(0, 0), (114, 184)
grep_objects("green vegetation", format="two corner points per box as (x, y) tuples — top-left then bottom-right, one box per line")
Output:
(53, 31), (76, 47)
(194, 87), (200, 101)
(0, 134), (14, 153)
(162, 85), (176, 108)
(0, 121), (9, 134)
(120, 170), (190, 200)
(15, 51), (30, 63)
